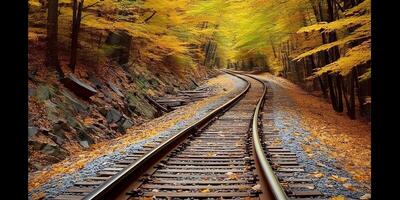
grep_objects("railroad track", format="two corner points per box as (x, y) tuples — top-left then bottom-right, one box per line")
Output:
(54, 71), (323, 200)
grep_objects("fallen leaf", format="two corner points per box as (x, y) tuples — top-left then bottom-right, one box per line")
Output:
(201, 188), (210, 193)
(330, 195), (346, 200)
(316, 162), (327, 168)
(239, 185), (248, 191)
(225, 171), (239, 180)
(83, 117), (94, 126)
(207, 152), (217, 157)
(359, 193), (371, 200)
(343, 183), (354, 191)
(312, 171), (324, 178)
(305, 185), (315, 189)
(325, 184), (334, 188)
(330, 175), (349, 183)
(293, 132), (301, 136)
(251, 184), (261, 191)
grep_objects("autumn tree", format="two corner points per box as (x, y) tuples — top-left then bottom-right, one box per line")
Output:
(286, 0), (370, 119)
(69, 0), (84, 72)
(46, 0), (64, 77)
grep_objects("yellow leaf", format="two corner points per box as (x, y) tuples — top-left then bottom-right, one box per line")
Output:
(207, 152), (217, 157)
(225, 171), (239, 180)
(330, 175), (349, 183)
(311, 171), (324, 178)
(343, 183), (354, 191)
(201, 188), (210, 193)
(83, 117), (94, 126)
(251, 184), (261, 191)
(330, 195), (346, 200)
(360, 193), (371, 200)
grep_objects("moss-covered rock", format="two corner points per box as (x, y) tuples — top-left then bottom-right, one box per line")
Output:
(36, 84), (56, 101)
(126, 92), (156, 119)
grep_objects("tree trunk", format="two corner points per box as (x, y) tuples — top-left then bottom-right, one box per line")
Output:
(341, 75), (351, 117)
(310, 0), (321, 22)
(203, 40), (211, 66)
(348, 69), (356, 119)
(318, 75), (328, 98)
(46, 0), (63, 77)
(321, 33), (331, 64)
(345, 0), (355, 9)
(69, 0), (84, 72)
(327, 74), (338, 111)
(327, 0), (335, 22)
(336, 74), (343, 112)
(318, 0), (325, 21)
(328, 31), (340, 61)
(211, 43), (218, 67)
(354, 67), (365, 116)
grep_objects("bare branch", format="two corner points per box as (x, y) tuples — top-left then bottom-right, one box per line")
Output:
(143, 11), (157, 23)
(334, 0), (345, 12)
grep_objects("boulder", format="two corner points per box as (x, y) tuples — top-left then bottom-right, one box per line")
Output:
(118, 116), (134, 133)
(88, 74), (104, 89)
(79, 140), (90, 149)
(40, 144), (68, 160)
(61, 74), (97, 99)
(28, 87), (36, 96)
(53, 119), (72, 132)
(61, 90), (89, 114)
(108, 81), (124, 97)
(93, 122), (107, 130)
(66, 116), (81, 130)
(47, 132), (65, 145)
(77, 130), (94, 149)
(30, 162), (45, 171)
(29, 141), (44, 150)
(87, 125), (106, 136)
(44, 100), (60, 123)
(53, 135), (64, 145)
(98, 106), (108, 116)
(36, 84), (55, 100)
(106, 108), (122, 123)
(28, 126), (38, 139)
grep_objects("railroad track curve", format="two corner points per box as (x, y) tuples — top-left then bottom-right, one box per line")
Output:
(55, 71), (320, 200)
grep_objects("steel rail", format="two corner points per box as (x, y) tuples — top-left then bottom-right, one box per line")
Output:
(249, 74), (289, 200)
(220, 70), (288, 200)
(83, 71), (251, 200)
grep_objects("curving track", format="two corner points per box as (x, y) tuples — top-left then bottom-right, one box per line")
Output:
(123, 73), (273, 199)
(54, 71), (321, 200)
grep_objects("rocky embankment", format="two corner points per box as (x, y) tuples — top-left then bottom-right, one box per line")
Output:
(28, 61), (215, 172)
(28, 73), (246, 199)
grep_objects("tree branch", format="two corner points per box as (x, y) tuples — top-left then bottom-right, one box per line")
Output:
(334, 0), (345, 12)
(143, 11), (157, 23)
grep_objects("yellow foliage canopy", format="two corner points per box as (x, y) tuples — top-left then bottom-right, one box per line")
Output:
(293, 22), (371, 61)
(297, 15), (370, 34)
(311, 39), (371, 78)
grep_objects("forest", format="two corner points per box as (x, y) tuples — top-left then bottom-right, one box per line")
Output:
(28, 0), (371, 199)
(28, 0), (371, 120)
